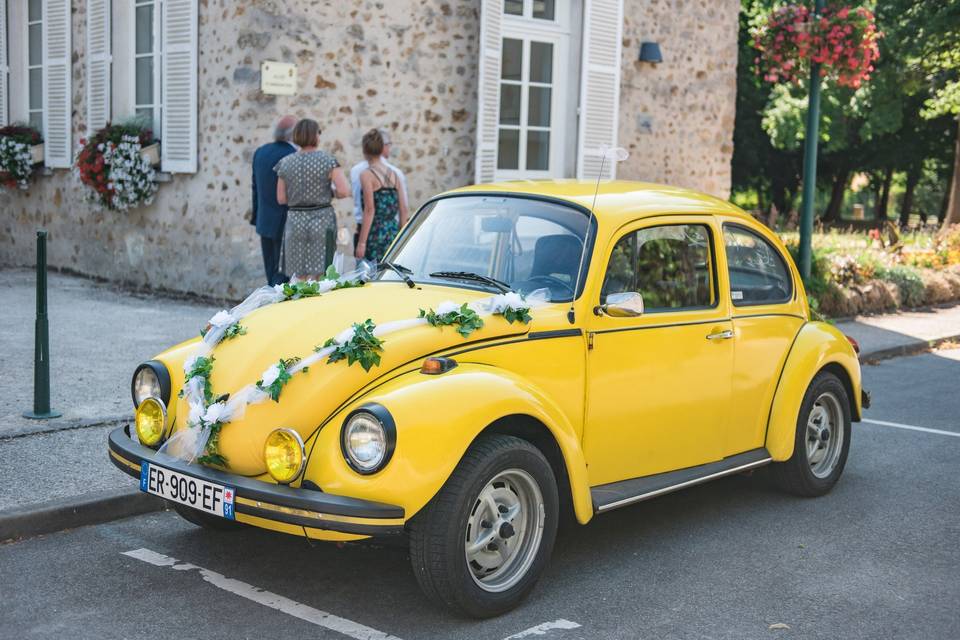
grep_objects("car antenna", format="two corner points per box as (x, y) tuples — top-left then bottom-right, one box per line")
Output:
(567, 146), (628, 324)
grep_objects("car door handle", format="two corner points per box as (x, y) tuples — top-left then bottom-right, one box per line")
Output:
(706, 329), (734, 340)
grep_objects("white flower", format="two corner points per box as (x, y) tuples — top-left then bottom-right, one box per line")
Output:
(273, 283), (286, 295)
(316, 279), (336, 294)
(203, 401), (228, 425)
(490, 292), (527, 314)
(436, 301), (461, 316)
(260, 364), (281, 387)
(208, 310), (236, 328)
(335, 325), (357, 345)
(187, 402), (205, 426)
(183, 354), (200, 374)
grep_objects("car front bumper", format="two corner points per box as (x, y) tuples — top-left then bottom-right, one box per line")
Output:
(107, 426), (405, 538)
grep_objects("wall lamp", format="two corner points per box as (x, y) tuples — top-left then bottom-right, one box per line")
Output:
(638, 42), (663, 64)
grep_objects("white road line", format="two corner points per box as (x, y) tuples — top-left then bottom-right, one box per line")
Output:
(862, 418), (960, 438)
(123, 548), (403, 640)
(502, 619), (582, 639)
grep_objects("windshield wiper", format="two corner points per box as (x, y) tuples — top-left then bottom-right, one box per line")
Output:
(429, 271), (512, 294)
(376, 260), (416, 288)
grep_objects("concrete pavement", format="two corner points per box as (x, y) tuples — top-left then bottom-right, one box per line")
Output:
(1, 350), (958, 638)
(835, 304), (960, 360)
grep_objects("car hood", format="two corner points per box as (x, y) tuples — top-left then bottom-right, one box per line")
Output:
(169, 282), (531, 476)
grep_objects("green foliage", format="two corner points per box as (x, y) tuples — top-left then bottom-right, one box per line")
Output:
(419, 303), (485, 338)
(197, 421), (227, 467)
(280, 280), (324, 300)
(875, 265), (926, 307)
(0, 124), (42, 145)
(325, 264), (364, 289)
(499, 305), (532, 325)
(181, 356), (215, 404)
(200, 322), (246, 341)
(256, 357), (301, 402)
(323, 320), (384, 372)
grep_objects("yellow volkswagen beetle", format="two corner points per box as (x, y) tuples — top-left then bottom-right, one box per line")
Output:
(109, 181), (865, 617)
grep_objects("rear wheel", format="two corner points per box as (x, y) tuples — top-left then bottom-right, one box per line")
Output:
(408, 434), (558, 618)
(770, 371), (851, 497)
(171, 502), (244, 531)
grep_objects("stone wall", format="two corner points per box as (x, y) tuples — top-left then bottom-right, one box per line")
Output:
(0, 0), (738, 295)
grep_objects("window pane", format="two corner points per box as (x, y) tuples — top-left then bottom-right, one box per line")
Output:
(28, 24), (42, 66)
(504, 0), (523, 15)
(497, 129), (520, 170)
(528, 86), (551, 127)
(501, 39), (522, 81)
(526, 130), (549, 171)
(29, 111), (43, 131)
(602, 225), (713, 310)
(28, 0), (41, 22)
(135, 5), (154, 55)
(29, 68), (42, 111)
(499, 84), (521, 125)
(529, 42), (553, 83)
(533, 0), (555, 20)
(136, 57), (154, 105)
(723, 226), (793, 305)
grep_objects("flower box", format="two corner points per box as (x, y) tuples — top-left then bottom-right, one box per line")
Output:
(140, 143), (160, 167)
(31, 143), (44, 165)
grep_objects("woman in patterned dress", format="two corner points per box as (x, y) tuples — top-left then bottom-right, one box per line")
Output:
(356, 129), (409, 264)
(275, 119), (350, 280)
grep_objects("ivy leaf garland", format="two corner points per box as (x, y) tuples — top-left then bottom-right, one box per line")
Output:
(181, 355), (215, 404)
(200, 322), (247, 341)
(419, 303), (485, 338)
(256, 357), (302, 402)
(322, 319), (384, 372)
(196, 394), (230, 466)
(500, 305), (532, 324)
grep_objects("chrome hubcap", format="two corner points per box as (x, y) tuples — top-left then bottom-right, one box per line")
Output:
(806, 392), (844, 479)
(464, 469), (544, 593)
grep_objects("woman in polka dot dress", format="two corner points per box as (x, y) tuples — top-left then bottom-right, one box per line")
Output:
(275, 119), (350, 280)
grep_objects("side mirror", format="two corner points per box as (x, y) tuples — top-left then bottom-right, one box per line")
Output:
(598, 292), (644, 317)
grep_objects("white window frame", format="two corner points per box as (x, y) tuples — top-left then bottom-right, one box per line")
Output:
(26, 0), (42, 131)
(496, 0), (570, 181)
(132, 0), (162, 136)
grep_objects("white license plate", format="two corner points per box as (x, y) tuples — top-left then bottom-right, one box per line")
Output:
(139, 462), (235, 520)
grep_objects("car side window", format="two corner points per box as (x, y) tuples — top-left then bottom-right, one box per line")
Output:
(601, 224), (715, 311)
(723, 225), (793, 306)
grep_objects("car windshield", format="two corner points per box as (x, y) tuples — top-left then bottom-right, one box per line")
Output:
(379, 195), (592, 302)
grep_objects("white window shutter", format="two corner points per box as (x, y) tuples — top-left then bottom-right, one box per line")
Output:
(161, 0), (198, 173)
(43, 0), (72, 168)
(0, 0), (8, 127)
(576, 0), (624, 180)
(474, 0), (503, 184)
(85, 0), (111, 134)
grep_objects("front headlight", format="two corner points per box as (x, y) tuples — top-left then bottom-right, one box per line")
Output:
(135, 397), (167, 447)
(131, 361), (171, 408)
(341, 404), (396, 475)
(264, 428), (305, 484)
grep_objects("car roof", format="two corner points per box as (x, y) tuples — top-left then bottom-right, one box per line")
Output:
(446, 180), (752, 226)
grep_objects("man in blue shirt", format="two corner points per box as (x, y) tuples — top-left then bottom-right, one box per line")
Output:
(251, 115), (297, 285)
(349, 128), (408, 250)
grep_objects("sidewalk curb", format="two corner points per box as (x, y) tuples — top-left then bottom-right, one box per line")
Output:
(0, 415), (129, 441)
(859, 334), (960, 363)
(0, 488), (165, 542)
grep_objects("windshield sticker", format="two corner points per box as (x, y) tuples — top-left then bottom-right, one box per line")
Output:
(732, 291), (744, 300)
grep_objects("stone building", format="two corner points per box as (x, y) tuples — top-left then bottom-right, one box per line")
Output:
(1, 0), (738, 295)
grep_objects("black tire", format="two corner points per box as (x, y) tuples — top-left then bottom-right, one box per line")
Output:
(171, 502), (244, 531)
(408, 434), (559, 618)
(769, 371), (852, 497)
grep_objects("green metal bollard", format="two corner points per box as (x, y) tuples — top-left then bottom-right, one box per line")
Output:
(23, 230), (62, 419)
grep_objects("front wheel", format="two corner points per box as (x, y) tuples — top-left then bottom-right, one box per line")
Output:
(408, 434), (559, 618)
(770, 371), (852, 497)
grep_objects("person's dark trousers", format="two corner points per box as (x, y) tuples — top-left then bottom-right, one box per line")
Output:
(260, 235), (285, 286)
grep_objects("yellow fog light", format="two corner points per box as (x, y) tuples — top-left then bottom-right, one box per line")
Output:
(135, 397), (167, 447)
(264, 428), (305, 484)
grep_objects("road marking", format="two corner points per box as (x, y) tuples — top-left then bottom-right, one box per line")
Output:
(502, 619), (582, 639)
(862, 418), (960, 438)
(123, 548), (403, 640)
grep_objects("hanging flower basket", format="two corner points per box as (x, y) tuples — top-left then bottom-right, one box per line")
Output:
(0, 125), (43, 190)
(752, 4), (881, 89)
(75, 122), (159, 211)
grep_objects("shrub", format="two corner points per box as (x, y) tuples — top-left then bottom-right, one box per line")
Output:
(0, 124), (42, 190)
(75, 121), (157, 211)
(876, 265), (925, 308)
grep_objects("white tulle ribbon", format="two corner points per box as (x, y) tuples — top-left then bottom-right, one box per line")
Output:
(161, 287), (548, 463)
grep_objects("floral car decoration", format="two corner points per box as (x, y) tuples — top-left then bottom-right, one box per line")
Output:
(76, 122), (158, 211)
(110, 181), (864, 618)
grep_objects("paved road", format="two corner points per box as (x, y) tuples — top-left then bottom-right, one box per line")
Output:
(2, 350), (958, 640)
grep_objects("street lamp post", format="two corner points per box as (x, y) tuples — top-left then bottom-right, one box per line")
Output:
(798, 0), (825, 282)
